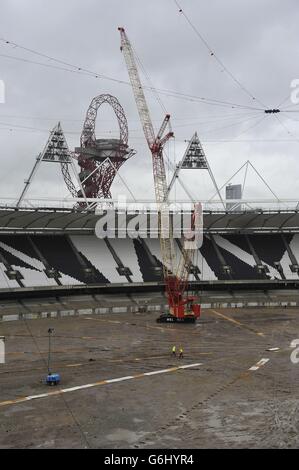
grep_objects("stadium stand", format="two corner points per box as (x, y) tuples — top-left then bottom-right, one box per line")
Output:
(0, 231), (298, 288)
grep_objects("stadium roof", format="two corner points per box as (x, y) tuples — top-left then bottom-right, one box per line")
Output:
(0, 206), (298, 233)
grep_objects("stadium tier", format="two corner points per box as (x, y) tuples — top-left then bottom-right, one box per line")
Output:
(0, 231), (298, 289)
(0, 206), (298, 290)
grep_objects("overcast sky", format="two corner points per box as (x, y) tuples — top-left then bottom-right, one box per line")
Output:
(0, 0), (299, 205)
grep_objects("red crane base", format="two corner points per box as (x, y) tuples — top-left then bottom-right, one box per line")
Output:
(156, 297), (201, 324)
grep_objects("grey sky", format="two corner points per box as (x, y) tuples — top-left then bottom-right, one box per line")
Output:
(0, 0), (298, 203)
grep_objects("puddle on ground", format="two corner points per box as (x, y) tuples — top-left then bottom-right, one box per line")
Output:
(34, 439), (55, 448)
(106, 428), (148, 444)
(4, 405), (35, 416)
(132, 417), (144, 424)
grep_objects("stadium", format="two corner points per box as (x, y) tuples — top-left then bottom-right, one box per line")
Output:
(1, 203), (299, 317)
(1, 1), (299, 451)
(1, 198), (299, 449)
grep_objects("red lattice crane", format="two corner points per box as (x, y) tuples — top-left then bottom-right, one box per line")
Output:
(119, 27), (201, 323)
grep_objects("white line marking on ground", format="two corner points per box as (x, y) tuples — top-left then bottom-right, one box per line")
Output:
(61, 384), (94, 392)
(249, 358), (269, 371)
(144, 368), (177, 376)
(0, 363), (202, 408)
(106, 376), (134, 383)
(178, 363), (202, 369)
(26, 393), (49, 400)
(210, 309), (265, 337)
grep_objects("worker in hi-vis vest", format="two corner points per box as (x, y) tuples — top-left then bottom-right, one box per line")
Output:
(172, 345), (176, 356)
(179, 346), (184, 359)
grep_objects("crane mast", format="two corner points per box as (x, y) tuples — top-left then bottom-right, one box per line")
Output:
(119, 27), (200, 322)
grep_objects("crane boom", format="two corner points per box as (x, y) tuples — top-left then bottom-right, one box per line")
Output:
(119, 27), (175, 275)
(119, 28), (155, 147)
(119, 27), (201, 323)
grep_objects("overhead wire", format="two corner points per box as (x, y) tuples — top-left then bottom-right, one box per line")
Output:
(118, 31), (261, 201)
(173, 0), (268, 109)
(276, 94), (291, 108)
(232, 114), (267, 139)
(171, 2), (299, 150)
(0, 112), (285, 144)
(195, 112), (263, 135)
(154, 87), (264, 111)
(0, 31), (295, 166)
(0, 109), (261, 129)
(1, 124), (298, 146)
(0, 37), (265, 111)
(273, 113), (299, 145)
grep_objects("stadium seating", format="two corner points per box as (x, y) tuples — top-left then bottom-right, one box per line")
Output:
(0, 233), (298, 288)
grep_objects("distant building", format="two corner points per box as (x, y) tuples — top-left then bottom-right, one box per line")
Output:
(226, 184), (242, 211)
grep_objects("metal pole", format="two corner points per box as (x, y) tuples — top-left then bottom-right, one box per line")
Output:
(248, 161), (280, 201)
(241, 161), (249, 198)
(205, 160), (225, 210)
(166, 158), (195, 201)
(69, 157), (89, 206)
(16, 154), (43, 207)
(208, 161), (248, 203)
(47, 328), (54, 375)
(107, 158), (137, 201)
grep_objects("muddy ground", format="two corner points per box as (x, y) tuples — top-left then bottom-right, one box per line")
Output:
(0, 307), (298, 448)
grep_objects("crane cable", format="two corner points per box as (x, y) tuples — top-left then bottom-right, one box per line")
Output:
(125, 40), (181, 198)
(131, 44), (168, 115)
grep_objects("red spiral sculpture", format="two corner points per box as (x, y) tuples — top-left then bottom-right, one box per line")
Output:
(76, 94), (135, 199)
